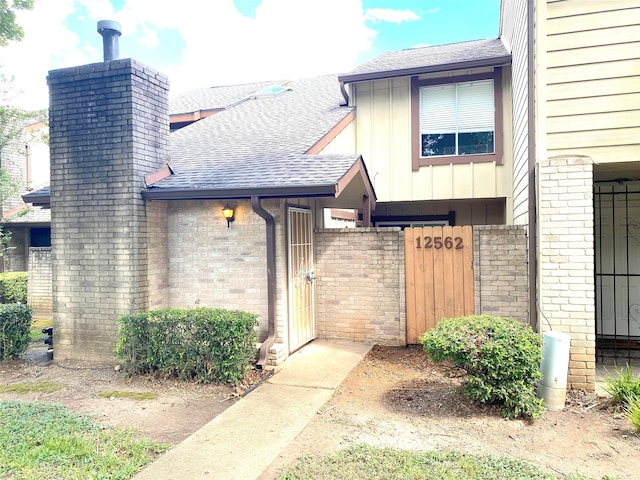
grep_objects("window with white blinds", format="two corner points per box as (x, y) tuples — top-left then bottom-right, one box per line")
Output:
(419, 79), (494, 157)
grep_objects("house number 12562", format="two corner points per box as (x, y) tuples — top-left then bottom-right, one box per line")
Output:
(416, 236), (463, 249)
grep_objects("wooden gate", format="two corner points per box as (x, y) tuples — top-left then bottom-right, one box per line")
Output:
(405, 226), (474, 344)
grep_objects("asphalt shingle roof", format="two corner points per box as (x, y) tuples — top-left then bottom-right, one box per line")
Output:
(339, 38), (510, 82)
(152, 74), (357, 193)
(169, 80), (276, 115)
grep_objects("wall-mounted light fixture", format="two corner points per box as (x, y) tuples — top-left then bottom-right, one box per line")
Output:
(222, 204), (235, 228)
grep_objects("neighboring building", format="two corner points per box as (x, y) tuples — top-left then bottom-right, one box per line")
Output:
(500, 0), (640, 388)
(0, 116), (52, 324)
(0, 118), (51, 272)
(535, 1), (640, 370)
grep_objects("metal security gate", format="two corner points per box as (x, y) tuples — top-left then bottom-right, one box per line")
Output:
(405, 226), (474, 344)
(288, 207), (315, 352)
(595, 182), (640, 362)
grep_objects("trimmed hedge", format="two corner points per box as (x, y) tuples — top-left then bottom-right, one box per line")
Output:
(421, 314), (544, 419)
(0, 272), (27, 304)
(0, 303), (32, 360)
(114, 307), (259, 385)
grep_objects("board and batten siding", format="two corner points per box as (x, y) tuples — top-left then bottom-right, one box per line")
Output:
(316, 119), (356, 155)
(500, 0), (530, 225)
(540, 0), (640, 163)
(352, 70), (513, 217)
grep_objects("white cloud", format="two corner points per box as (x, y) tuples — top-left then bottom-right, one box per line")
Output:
(138, 23), (160, 49)
(130, 0), (377, 93)
(0, 0), (88, 109)
(0, 0), (379, 108)
(364, 8), (420, 24)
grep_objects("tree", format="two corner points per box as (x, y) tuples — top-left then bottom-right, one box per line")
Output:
(0, 0), (34, 46)
(0, 0), (40, 258)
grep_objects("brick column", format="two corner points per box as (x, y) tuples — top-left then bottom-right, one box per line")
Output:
(27, 247), (53, 323)
(538, 155), (595, 390)
(48, 59), (169, 361)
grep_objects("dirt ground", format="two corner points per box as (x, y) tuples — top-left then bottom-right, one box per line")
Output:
(1, 345), (639, 480)
(0, 346), (259, 444)
(261, 346), (640, 480)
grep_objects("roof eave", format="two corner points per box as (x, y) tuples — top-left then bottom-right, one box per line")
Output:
(22, 192), (50, 208)
(338, 54), (512, 84)
(335, 156), (377, 208)
(20, 184), (342, 208)
(141, 184), (339, 201)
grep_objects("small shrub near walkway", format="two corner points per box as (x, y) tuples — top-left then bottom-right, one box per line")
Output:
(0, 400), (167, 479)
(421, 314), (544, 419)
(115, 307), (258, 385)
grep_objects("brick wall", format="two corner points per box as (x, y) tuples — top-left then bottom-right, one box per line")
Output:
(315, 227), (406, 345)
(48, 59), (169, 362)
(165, 199), (270, 340)
(474, 225), (529, 324)
(538, 156), (595, 390)
(28, 247), (52, 323)
(162, 197), (294, 365)
(314, 226), (529, 347)
(3, 227), (28, 271)
(146, 200), (169, 311)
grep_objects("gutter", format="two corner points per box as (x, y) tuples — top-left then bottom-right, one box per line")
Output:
(251, 196), (277, 370)
(527, 0), (538, 331)
(339, 81), (349, 106)
(23, 182), (343, 207)
(338, 55), (512, 84)
(142, 184), (337, 201)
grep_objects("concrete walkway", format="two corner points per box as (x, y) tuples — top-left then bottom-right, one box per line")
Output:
(134, 339), (373, 480)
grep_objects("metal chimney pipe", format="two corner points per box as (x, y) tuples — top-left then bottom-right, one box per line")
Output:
(97, 20), (121, 61)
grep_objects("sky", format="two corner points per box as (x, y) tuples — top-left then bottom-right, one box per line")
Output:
(0, 0), (501, 110)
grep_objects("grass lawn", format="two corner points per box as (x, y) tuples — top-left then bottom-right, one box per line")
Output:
(277, 444), (622, 480)
(0, 400), (167, 480)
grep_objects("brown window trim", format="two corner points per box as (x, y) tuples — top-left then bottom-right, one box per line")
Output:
(411, 69), (503, 171)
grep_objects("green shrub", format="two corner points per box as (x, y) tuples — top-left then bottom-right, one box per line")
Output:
(0, 272), (27, 304)
(114, 307), (259, 385)
(421, 314), (544, 419)
(0, 303), (32, 360)
(625, 395), (640, 433)
(604, 365), (640, 406)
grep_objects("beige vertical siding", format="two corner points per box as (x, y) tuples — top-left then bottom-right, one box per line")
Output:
(353, 71), (512, 206)
(541, 1), (640, 162)
(500, 0), (530, 225)
(317, 120), (356, 155)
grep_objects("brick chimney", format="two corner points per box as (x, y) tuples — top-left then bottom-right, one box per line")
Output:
(47, 50), (169, 361)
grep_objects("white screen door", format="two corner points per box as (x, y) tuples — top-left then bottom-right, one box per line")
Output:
(288, 207), (315, 352)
